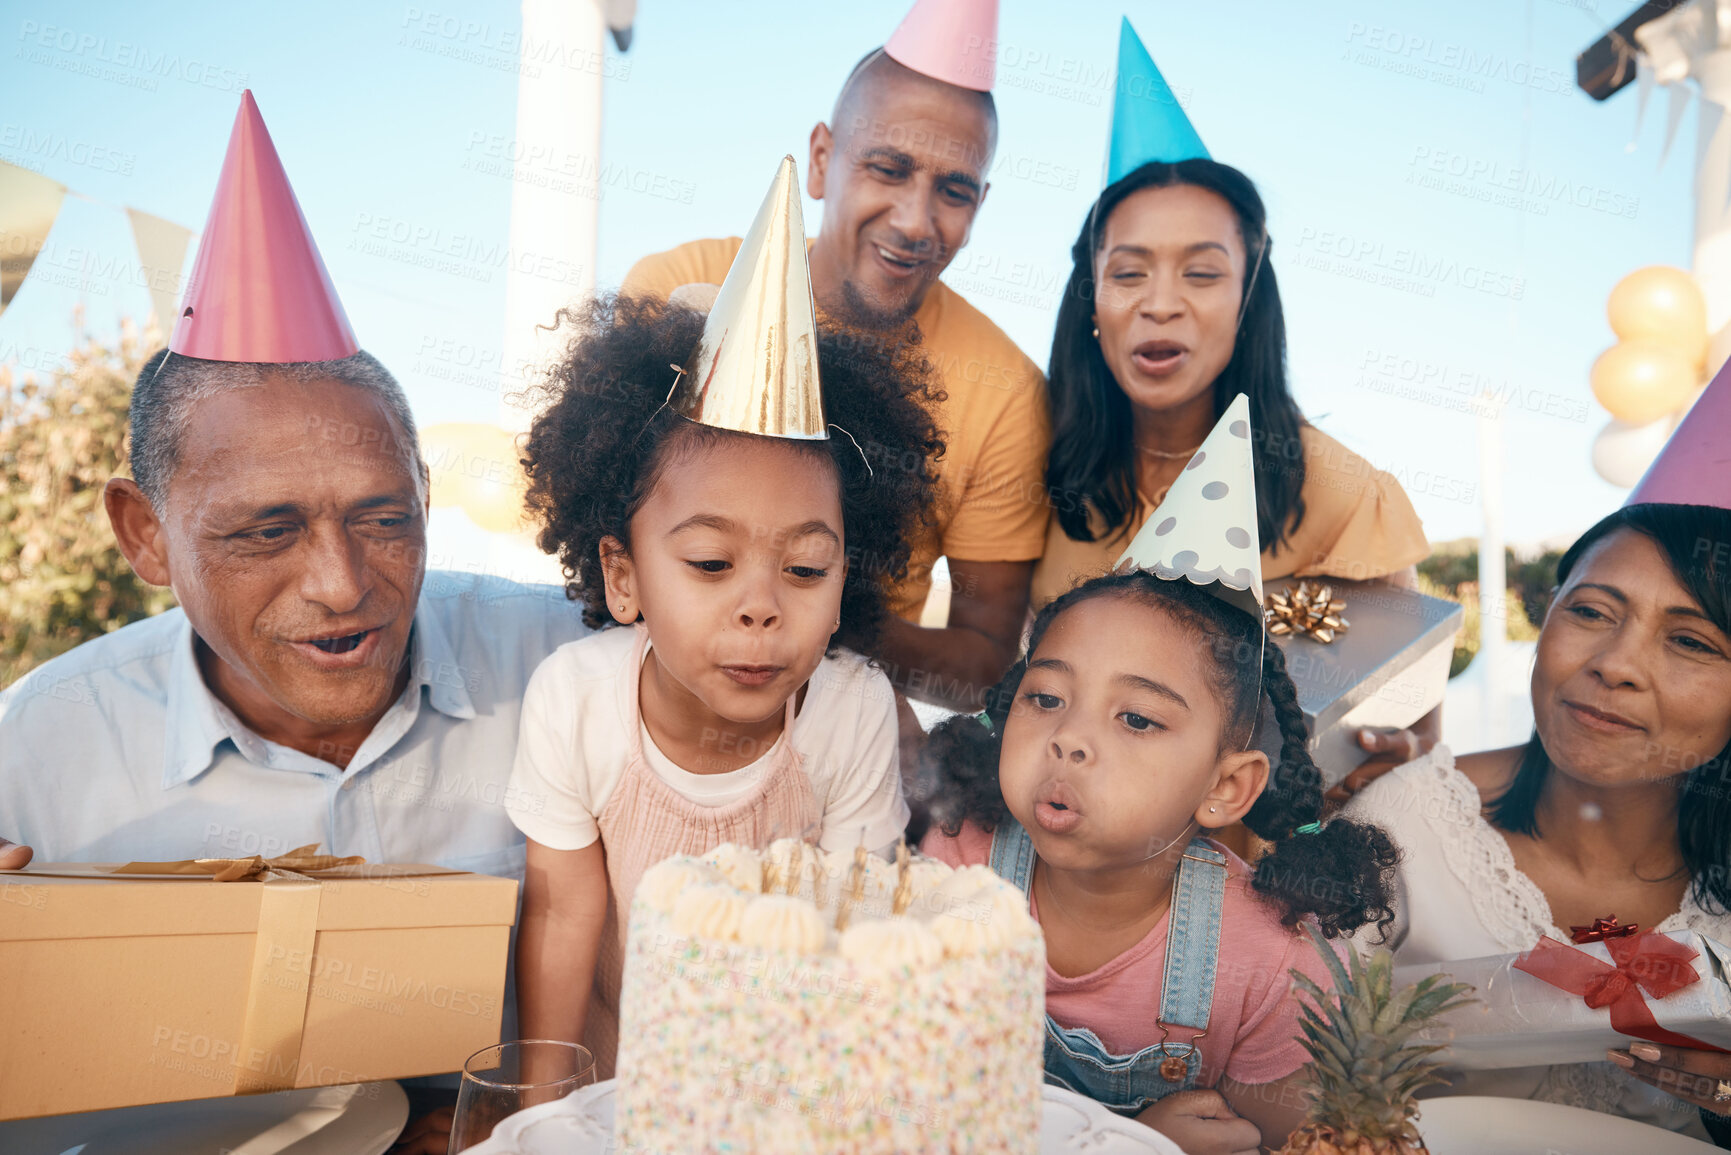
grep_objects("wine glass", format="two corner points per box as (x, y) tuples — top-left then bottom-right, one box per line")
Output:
(447, 1039), (595, 1153)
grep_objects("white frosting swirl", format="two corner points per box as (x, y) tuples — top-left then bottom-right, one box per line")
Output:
(929, 895), (1027, 955)
(705, 843), (763, 892)
(903, 857), (950, 897)
(947, 864), (1006, 893)
(980, 883), (1038, 938)
(920, 865), (995, 919)
(636, 858), (719, 914)
(920, 866), (1037, 954)
(860, 853), (898, 899)
(838, 916), (945, 971)
(671, 884), (749, 941)
(737, 894), (827, 954)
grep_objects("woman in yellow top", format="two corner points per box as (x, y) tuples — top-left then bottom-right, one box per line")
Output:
(1033, 157), (1436, 785)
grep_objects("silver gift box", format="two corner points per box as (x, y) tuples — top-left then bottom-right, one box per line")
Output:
(1392, 930), (1731, 1069)
(1262, 578), (1464, 787)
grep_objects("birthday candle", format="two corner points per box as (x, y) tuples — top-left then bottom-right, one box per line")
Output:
(891, 839), (913, 916)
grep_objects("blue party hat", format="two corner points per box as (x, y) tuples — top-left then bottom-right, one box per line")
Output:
(1105, 17), (1209, 186)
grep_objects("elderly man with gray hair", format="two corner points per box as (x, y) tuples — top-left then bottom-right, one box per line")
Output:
(0, 93), (585, 1152)
(0, 342), (586, 874)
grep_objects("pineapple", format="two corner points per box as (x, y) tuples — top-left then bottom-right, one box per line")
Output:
(1276, 923), (1475, 1154)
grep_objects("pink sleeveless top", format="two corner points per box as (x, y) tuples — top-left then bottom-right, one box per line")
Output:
(585, 626), (820, 1077)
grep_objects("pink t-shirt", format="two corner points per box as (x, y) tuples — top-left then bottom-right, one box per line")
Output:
(922, 821), (1335, 1087)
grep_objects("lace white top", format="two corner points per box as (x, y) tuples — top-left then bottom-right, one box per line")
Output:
(1342, 744), (1730, 1141)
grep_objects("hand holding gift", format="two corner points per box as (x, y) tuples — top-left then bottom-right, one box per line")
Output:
(1608, 1041), (1731, 1120)
(1329, 707), (1443, 803)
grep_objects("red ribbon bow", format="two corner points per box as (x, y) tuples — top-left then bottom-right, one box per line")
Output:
(1513, 931), (1729, 1053)
(1570, 915), (1639, 944)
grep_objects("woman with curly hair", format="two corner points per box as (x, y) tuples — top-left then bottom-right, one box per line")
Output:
(920, 567), (1398, 1152)
(502, 194), (945, 1076)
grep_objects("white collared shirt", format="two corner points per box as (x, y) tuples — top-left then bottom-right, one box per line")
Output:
(0, 570), (591, 882)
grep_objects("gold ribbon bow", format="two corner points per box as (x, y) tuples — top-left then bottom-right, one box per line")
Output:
(1264, 581), (1350, 644)
(110, 843), (366, 882)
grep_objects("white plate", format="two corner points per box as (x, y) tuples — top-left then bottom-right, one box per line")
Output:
(467, 1079), (1183, 1154)
(1416, 1095), (1719, 1154)
(0, 1081), (409, 1155)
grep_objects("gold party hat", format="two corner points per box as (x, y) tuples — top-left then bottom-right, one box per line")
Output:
(673, 156), (826, 439)
(1115, 393), (1264, 622)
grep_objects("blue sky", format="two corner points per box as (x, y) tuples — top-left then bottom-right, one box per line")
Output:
(0, 0), (1699, 554)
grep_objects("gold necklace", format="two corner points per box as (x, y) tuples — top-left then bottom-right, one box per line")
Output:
(1140, 444), (1202, 460)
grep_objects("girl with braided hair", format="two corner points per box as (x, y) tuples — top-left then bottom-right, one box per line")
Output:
(922, 393), (1399, 1154)
(921, 570), (1399, 1151)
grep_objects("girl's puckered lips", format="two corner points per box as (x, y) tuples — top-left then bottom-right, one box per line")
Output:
(719, 663), (784, 688)
(1033, 780), (1084, 834)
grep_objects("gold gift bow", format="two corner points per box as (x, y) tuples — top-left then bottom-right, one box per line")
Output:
(108, 843), (367, 883)
(1264, 581), (1350, 644)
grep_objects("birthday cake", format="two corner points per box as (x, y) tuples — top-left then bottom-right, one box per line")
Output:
(614, 839), (1046, 1154)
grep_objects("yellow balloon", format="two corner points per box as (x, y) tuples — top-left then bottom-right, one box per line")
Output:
(462, 454), (531, 535)
(420, 423), (496, 508)
(420, 421), (528, 532)
(1590, 339), (1697, 425)
(1607, 266), (1709, 366)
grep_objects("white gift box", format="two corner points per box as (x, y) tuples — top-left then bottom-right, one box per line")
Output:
(1393, 930), (1731, 1070)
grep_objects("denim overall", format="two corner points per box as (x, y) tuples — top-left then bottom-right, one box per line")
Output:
(989, 819), (1227, 1115)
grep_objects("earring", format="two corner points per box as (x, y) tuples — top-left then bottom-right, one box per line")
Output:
(1208, 806), (1217, 813)
(1092, 327), (1099, 338)
(618, 604), (628, 615)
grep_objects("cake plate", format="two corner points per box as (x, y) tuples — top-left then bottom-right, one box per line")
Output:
(463, 1078), (1184, 1154)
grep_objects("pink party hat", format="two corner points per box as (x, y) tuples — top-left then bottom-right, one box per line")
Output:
(1626, 357), (1731, 510)
(170, 90), (359, 362)
(882, 0), (998, 92)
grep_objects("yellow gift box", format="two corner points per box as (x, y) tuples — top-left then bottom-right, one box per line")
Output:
(0, 847), (518, 1120)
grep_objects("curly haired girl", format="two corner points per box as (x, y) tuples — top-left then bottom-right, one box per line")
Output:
(922, 569), (1399, 1154)
(504, 291), (944, 1077)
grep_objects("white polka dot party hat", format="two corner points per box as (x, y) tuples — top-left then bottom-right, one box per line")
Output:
(1114, 393), (1264, 623)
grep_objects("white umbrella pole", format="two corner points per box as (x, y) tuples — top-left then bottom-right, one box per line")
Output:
(492, 0), (604, 581)
(1476, 393), (1509, 743)
(1692, 48), (1731, 362)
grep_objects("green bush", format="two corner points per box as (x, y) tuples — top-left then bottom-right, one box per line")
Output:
(0, 320), (175, 688)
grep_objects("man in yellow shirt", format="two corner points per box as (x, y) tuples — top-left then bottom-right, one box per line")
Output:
(622, 6), (1049, 715)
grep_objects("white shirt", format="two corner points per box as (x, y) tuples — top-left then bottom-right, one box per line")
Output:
(1343, 745), (1730, 1140)
(506, 626), (909, 854)
(0, 571), (591, 883)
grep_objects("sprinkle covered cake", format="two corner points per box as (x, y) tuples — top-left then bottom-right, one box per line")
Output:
(614, 839), (1046, 1154)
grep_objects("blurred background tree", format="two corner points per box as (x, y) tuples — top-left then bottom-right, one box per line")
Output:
(1419, 541), (1563, 677)
(0, 316), (174, 688)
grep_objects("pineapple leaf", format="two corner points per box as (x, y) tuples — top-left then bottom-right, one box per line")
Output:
(1285, 919), (1482, 1140)
(1305, 920), (1353, 991)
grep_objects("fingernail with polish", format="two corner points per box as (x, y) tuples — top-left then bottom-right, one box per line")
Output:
(1630, 1043), (1662, 1062)
(1606, 1049), (1635, 1068)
